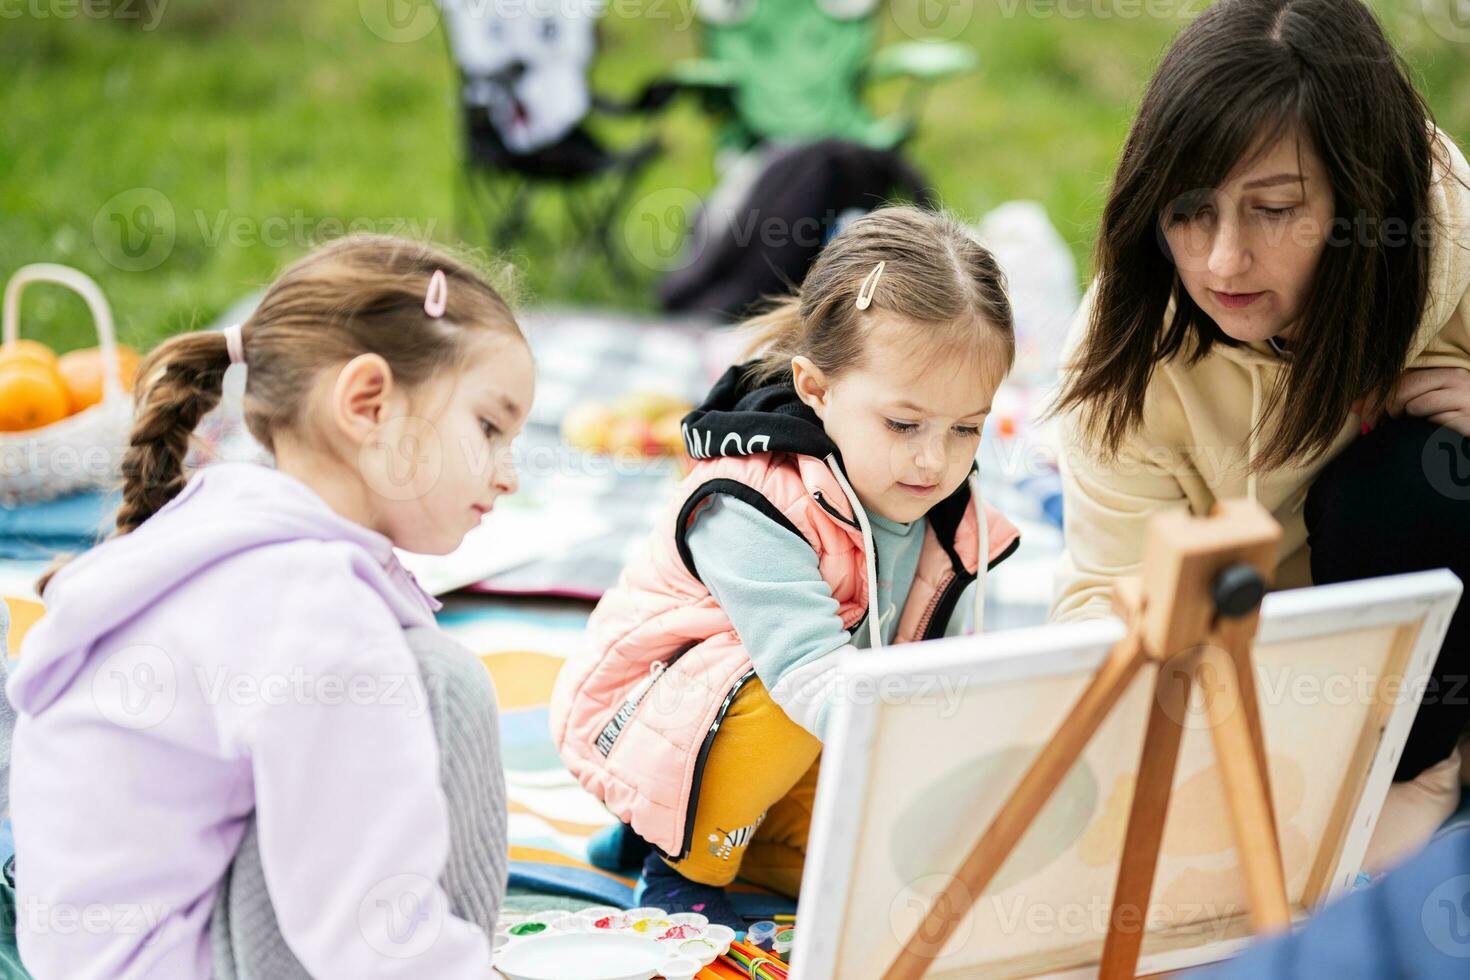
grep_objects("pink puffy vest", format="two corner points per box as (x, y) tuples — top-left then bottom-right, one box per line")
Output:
(549, 451), (1020, 858)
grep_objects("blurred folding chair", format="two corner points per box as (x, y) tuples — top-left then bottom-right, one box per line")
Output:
(672, 0), (977, 154)
(437, 0), (675, 268)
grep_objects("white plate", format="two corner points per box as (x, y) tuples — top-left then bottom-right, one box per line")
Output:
(495, 932), (666, 980)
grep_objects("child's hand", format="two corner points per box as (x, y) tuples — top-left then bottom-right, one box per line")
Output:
(1384, 367), (1470, 437)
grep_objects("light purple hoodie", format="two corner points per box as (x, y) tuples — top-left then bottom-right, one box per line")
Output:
(7, 462), (493, 979)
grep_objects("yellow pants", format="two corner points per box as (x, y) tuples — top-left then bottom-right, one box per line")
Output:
(661, 677), (822, 896)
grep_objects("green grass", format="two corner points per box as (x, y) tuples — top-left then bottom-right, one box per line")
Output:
(3, 0), (1468, 355)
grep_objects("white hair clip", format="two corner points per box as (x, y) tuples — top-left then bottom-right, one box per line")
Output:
(424, 269), (448, 319)
(223, 323), (246, 367)
(855, 261), (886, 311)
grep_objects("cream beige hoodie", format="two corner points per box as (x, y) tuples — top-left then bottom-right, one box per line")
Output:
(1051, 130), (1470, 623)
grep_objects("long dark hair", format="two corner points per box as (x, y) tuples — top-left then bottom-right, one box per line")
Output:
(1055, 0), (1442, 470)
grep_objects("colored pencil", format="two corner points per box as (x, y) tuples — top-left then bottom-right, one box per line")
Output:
(697, 963), (745, 980)
(721, 939), (790, 979)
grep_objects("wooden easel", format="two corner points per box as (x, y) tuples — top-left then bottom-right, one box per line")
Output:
(884, 500), (1293, 980)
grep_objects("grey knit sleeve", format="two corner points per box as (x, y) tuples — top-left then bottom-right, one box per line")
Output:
(211, 625), (508, 979)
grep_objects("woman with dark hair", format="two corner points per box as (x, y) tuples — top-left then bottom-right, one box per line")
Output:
(1052, 0), (1470, 868)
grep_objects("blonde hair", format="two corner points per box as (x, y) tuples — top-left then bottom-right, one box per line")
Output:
(743, 206), (1015, 385)
(40, 235), (522, 593)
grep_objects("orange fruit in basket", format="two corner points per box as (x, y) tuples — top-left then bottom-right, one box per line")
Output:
(0, 361), (71, 432)
(57, 344), (139, 413)
(0, 339), (60, 373)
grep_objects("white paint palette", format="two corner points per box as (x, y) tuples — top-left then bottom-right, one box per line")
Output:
(492, 906), (736, 980)
(495, 932), (666, 980)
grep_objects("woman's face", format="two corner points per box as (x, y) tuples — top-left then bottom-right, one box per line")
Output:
(1161, 129), (1336, 343)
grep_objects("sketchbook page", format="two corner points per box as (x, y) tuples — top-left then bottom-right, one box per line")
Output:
(396, 498), (609, 597)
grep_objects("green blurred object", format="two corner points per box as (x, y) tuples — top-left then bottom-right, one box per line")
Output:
(677, 0), (977, 152)
(0, 858), (31, 980)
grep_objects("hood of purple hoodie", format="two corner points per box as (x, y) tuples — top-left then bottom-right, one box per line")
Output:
(9, 462), (442, 715)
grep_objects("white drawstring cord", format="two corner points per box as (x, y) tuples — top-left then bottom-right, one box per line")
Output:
(825, 454), (884, 651)
(968, 471), (990, 636)
(1247, 366), (1262, 504)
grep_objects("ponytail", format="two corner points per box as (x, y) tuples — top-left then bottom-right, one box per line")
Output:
(35, 330), (233, 596)
(741, 297), (806, 386)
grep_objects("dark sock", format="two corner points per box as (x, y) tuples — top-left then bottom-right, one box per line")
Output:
(635, 851), (745, 930)
(586, 822), (652, 872)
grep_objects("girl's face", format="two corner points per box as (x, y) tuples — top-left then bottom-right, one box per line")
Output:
(793, 319), (1001, 525)
(1160, 128), (1335, 344)
(359, 333), (535, 556)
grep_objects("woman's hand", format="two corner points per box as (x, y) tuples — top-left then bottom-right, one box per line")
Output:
(1384, 367), (1470, 437)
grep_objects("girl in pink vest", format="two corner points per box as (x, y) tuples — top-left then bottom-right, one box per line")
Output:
(550, 207), (1022, 927)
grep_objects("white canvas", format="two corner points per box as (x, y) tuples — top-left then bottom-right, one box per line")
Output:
(795, 570), (1463, 979)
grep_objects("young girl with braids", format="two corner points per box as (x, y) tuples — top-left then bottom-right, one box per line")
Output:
(7, 236), (531, 978)
(550, 207), (1023, 927)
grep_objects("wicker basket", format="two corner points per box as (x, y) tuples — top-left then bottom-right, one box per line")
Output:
(0, 264), (133, 506)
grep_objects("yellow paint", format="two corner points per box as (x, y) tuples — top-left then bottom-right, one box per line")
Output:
(3, 596), (44, 656)
(1076, 754), (1307, 867)
(1161, 755), (1306, 858)
(479, 650), (563, 710)
(1078, 774), (1135, 866)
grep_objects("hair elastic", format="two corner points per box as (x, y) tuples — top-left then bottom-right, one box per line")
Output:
(855, 261), (886, 311)
(424, 268), (448, 318)
(223, 323), (246, 367)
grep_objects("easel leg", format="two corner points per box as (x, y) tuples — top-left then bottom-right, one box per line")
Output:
(1215, 616), (1279, 842)
(1200, 645), (1292, 932)
(1098, 651), (1198, 980)
(883, 631), (1150, 980)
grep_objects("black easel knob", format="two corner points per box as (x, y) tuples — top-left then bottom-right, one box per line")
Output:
(1213, 563), (1266, 619)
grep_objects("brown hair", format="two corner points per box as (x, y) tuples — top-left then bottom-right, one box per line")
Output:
(742, 206), (1015, 386)
(40, 235), (522, 592)
(1053, 0), (1440, 470)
